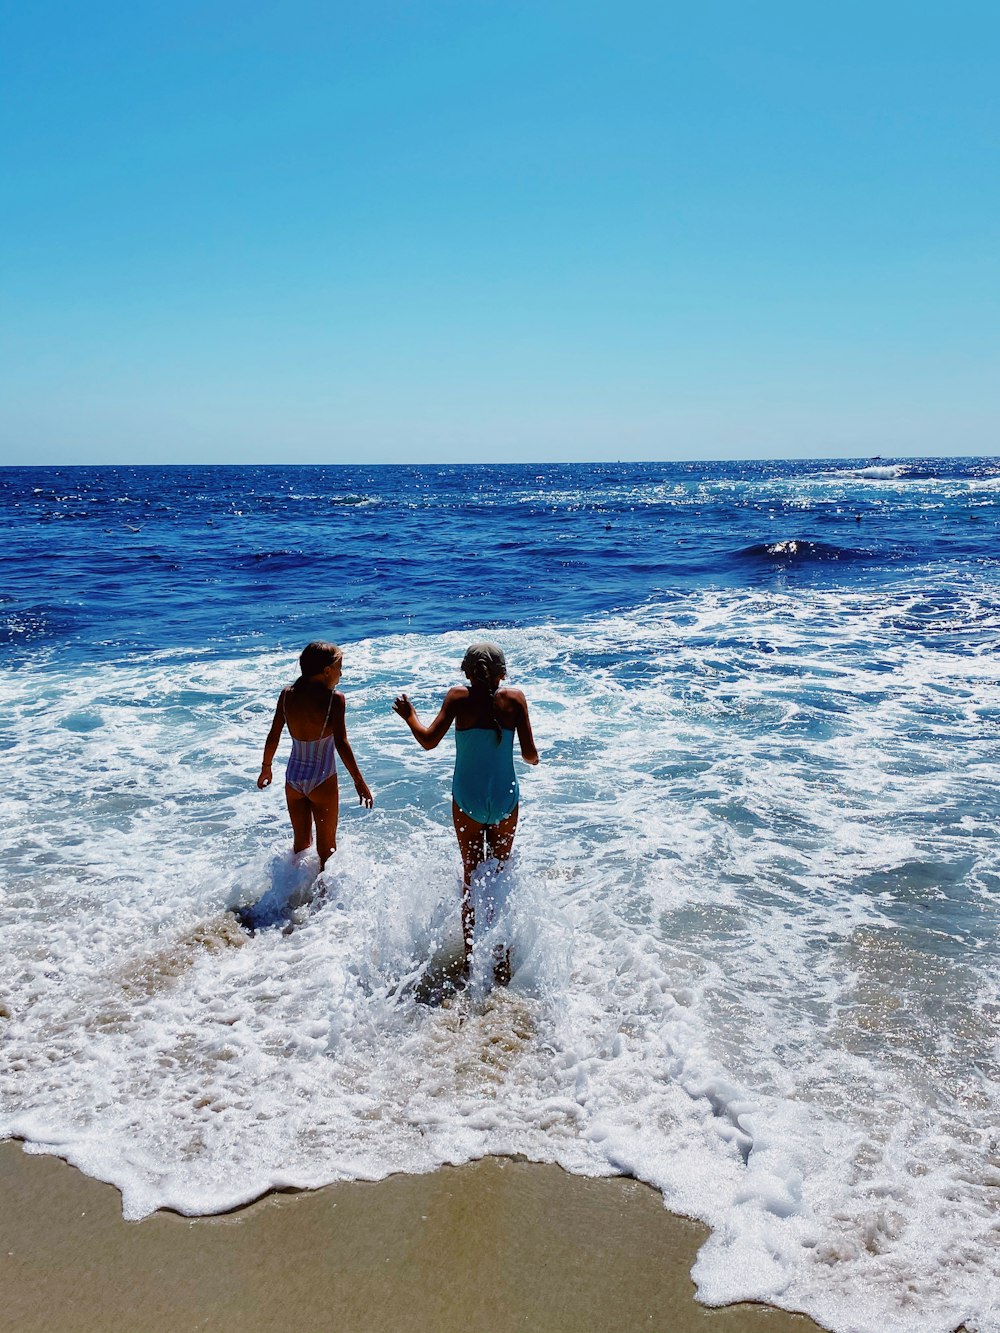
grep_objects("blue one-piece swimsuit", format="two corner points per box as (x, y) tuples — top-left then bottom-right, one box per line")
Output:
(452, 726), (519, 825)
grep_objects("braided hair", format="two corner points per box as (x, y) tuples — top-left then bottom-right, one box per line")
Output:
(461, 642), (506, 741)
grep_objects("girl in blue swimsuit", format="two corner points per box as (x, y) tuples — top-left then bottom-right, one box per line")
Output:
(393, 642), (539, 972)
(258, 641), (373, 868)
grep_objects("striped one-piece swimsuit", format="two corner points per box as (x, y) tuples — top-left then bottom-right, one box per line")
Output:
(284, 688), (338, 795)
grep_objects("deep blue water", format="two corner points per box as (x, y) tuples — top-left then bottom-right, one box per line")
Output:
(2, 458), (998, 665)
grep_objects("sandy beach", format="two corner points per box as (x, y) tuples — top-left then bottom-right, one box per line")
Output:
(0, 1141), (822, 1333)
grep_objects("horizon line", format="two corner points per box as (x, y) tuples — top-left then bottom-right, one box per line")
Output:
(2, 450), (997, 470)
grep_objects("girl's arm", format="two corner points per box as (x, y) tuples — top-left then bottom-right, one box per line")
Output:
(257, 693), (286, 788)
(511, 690), (540, 765)
(392, 688), (460, 750)
(331, 693), (374, 807)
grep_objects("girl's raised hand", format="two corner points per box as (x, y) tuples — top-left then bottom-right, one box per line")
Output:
(392, 693), (414, 720)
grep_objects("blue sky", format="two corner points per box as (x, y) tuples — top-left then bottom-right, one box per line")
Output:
(2, 1), (997, 464)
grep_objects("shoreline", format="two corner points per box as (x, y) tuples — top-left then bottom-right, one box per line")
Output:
(1, 1141), (823, 1333)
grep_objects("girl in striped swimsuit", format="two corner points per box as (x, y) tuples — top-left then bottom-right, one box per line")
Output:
(257, 641), (373, 868)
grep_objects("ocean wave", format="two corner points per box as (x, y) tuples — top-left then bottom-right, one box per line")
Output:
(239, 549), (309, 568)
(895, 465), (942, 481)
(284, 493), (375, 505)
(848, 464), (909, 480)
(738, 539), (860, 563)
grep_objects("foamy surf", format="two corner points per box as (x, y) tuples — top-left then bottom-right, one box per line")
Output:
(1, 585), (998, 1333)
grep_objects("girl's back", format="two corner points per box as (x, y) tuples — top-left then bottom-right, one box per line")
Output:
(452, 685), (525, 732)
(283, 681), (339, 740)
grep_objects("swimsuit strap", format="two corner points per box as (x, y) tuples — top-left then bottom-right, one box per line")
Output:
(320, 688), (335, 737)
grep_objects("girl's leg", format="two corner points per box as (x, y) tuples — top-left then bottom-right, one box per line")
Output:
(308, 775), (340, 869)
(485, 806), (519, 986)
(485, 805), (519, 865)
(452, 800), (486, 963)
(285, 784), (315, 854)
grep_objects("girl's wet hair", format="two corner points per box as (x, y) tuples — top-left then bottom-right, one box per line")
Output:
(298, 640), (343, 679)
(462, 641), (506, 740)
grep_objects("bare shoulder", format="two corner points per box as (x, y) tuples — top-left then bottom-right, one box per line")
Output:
(497, 686), (528, 717)
(331, 690), (347, 713)
(444, 685), (468, 705)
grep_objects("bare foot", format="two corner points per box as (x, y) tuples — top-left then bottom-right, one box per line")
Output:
(492, 945), (512, 987)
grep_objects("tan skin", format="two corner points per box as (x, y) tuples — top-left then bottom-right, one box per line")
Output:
(392, 669), (539, 968)
(258, 659), (373, 868)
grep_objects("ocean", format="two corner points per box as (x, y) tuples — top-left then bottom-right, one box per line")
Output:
(1, 459), (998, 1332)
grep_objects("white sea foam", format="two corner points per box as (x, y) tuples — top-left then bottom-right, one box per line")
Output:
(1, 586), (999, 1333)
(793, 464), (1000, 501)
(850, 464), (909, 481)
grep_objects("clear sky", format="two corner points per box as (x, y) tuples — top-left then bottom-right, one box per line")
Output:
(2, 1), (997, 465)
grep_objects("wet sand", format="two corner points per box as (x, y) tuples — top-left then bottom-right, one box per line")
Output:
(0, 1141), (823, 1333)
